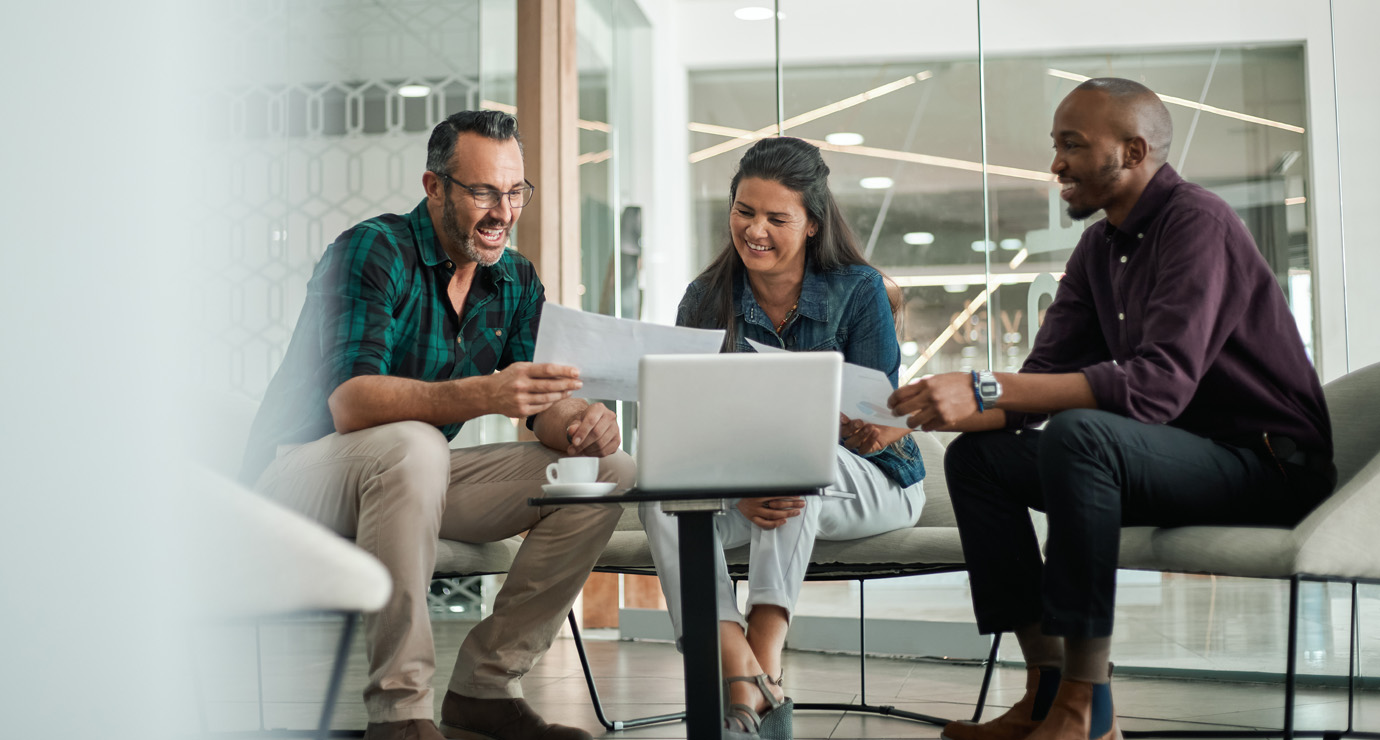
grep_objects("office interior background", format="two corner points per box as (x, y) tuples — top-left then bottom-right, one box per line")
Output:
(3, 1), (1378, 738)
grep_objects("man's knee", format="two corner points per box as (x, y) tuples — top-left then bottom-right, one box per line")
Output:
(597, 449), (636, 488)
(367, 421), (452, 504)
(944, 430), (1005, 484)
(1039, 409), (1117, 464)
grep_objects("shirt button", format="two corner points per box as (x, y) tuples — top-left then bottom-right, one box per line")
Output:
(1137, 233), (1144, 239)
(456, 336), (463, 343)
(1120, 255), (1128, 263)
(444, 261), (454, 270)
(1118, 312), (1125, 320)
(495, 329), (502, 336)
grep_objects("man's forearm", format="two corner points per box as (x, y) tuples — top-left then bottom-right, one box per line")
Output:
(532, 397), (590, 451)
(327, 374), (494, 434)
(997, 371), (1097, 414)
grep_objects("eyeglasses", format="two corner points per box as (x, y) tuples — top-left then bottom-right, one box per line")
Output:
(436, 172), (535, 209)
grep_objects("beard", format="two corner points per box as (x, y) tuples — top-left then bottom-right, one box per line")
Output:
(1066, 154), (1123, 221)
(441, 193), (505, 267)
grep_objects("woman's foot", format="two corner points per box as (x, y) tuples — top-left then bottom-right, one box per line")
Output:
(727, 674), (792, 740)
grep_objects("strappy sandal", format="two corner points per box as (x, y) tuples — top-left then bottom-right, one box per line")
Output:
(726, 674), (793, 740)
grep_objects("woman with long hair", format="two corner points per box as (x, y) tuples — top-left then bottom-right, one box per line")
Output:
(640, 136), (927, 739)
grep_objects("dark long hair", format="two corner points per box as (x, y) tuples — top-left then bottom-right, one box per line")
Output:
(685, 136), (896, 344)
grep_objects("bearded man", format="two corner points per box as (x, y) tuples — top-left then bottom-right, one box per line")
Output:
(888, 79), (1334, 740)
(242, 110), (632, 740)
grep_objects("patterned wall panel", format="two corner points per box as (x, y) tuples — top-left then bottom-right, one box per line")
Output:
(202, 0), (485, 401)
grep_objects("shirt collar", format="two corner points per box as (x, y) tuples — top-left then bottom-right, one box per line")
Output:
(409, 198), (515, 284)
(1104, 164), (1182, 241)
(734, 262), (829, 321)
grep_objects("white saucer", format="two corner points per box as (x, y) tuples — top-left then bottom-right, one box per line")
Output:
(541, 482), (617, 498)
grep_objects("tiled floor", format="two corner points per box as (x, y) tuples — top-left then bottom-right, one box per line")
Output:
(196, 603), (1380, 738)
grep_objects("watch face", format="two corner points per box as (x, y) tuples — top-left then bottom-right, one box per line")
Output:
(980, 380), (999, 397)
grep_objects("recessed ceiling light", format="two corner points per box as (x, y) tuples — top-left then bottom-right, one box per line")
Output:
(734, 6), (774, 21)
(999, 238), (1023, 251)
(860, 177), (893, 190)
(971, 240), (997, 252)
(943, 283), (971, 293)
(398, 84), (431, 98)
(825, 132), (864, 146)
(902, 231), (935, 245)
(900, 341), (919, 356)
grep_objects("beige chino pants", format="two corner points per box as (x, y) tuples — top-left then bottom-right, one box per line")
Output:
(255, 420), (633, 722)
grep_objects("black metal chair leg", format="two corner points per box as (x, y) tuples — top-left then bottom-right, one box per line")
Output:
(971, 632), (1002, 722)
(567, 610), (685, 731)
(1285, 577), (1299, 740)
(316, 613), (358, 740)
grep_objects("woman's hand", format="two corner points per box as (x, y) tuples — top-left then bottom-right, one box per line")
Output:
(839, 414), (911, 456)
(738, 496), (806, 529)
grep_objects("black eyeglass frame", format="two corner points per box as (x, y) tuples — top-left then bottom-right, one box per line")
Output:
(436, 172), (535, 209)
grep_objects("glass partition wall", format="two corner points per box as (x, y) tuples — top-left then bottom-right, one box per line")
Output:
(678, 0), (1359, 680)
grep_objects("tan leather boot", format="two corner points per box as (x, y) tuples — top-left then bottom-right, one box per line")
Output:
(942, 667), (1052, 740)
(1022, 678), (1121, 740)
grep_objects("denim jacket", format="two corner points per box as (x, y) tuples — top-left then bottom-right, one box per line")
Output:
(676, 263), (925, 488)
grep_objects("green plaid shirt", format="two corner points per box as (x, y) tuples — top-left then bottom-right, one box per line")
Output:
(240, 199), (545, 484)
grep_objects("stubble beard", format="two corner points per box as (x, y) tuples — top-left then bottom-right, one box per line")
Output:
(1066, 154), (1123, 221)
(442, 193), (504, 267)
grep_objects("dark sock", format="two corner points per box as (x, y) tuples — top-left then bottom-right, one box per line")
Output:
(1031, 665), (1062, 721)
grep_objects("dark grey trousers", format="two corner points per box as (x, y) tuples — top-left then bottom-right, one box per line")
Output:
(945, 409), (1331, 638)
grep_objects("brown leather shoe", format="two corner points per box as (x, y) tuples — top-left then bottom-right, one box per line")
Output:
(1023, 678), (1121, 740)
(439, 691), (592, 740)
(363, 719), (447, 740)
(942, 667), (1056, 740)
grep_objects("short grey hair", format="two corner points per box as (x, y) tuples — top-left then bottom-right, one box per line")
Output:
(426, 110), (522, 175)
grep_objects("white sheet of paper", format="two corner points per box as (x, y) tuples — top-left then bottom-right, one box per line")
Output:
(532, 303), (725, 401)
(746, 338), (910, 429)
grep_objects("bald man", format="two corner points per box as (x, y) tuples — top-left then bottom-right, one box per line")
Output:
(889, 78), (1335, 740)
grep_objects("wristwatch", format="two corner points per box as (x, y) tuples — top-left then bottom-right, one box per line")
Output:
(975, 370), (1002, 410)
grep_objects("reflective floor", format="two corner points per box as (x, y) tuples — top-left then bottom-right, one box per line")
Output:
(195, 574), (1380, 738)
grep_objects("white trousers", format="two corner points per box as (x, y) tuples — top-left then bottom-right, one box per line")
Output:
(638, 446), (925, 639)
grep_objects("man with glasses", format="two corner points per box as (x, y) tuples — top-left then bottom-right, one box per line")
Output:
(242, 110), (632, 740)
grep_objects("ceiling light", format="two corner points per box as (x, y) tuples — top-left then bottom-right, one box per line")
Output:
(901, 341), (919, 356)
(398, 84), (431, 98)
(903, 231), (935, 245)
(734, 6), (774, 21)
(971, 240), (996, 252)
(860, 177), (893, 190)
(943, 283), (971, 293)
(826, 132), (864, 146)
(999, 238), (1023, 251)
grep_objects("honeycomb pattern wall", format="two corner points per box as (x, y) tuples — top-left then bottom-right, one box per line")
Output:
(200, 0), (485, 401)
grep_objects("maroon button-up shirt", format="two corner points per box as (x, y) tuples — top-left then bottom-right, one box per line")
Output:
(1010, 165), (1332, 458)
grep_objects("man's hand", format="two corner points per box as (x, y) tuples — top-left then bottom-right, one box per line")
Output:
(563, 401), (622, 457)
(486, 362), (582, 418)
(888, 372), (979, 431)
(738, 496), (806, 530)
(839, 414), (911, 456)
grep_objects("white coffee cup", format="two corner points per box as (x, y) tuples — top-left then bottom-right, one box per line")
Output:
(546, 456), (599, 485)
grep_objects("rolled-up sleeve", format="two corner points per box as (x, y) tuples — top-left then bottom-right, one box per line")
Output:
(1080, 207), (1247, 424)
(313, 225), (403, 395)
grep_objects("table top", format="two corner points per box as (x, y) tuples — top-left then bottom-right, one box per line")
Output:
(529, 485), (822, 507)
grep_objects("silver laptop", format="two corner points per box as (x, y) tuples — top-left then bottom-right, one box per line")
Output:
(636, 352), (842, 492)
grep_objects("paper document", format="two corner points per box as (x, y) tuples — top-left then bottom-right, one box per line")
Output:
(746, 338), (910, 429)
(532, 303), (725, 401)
